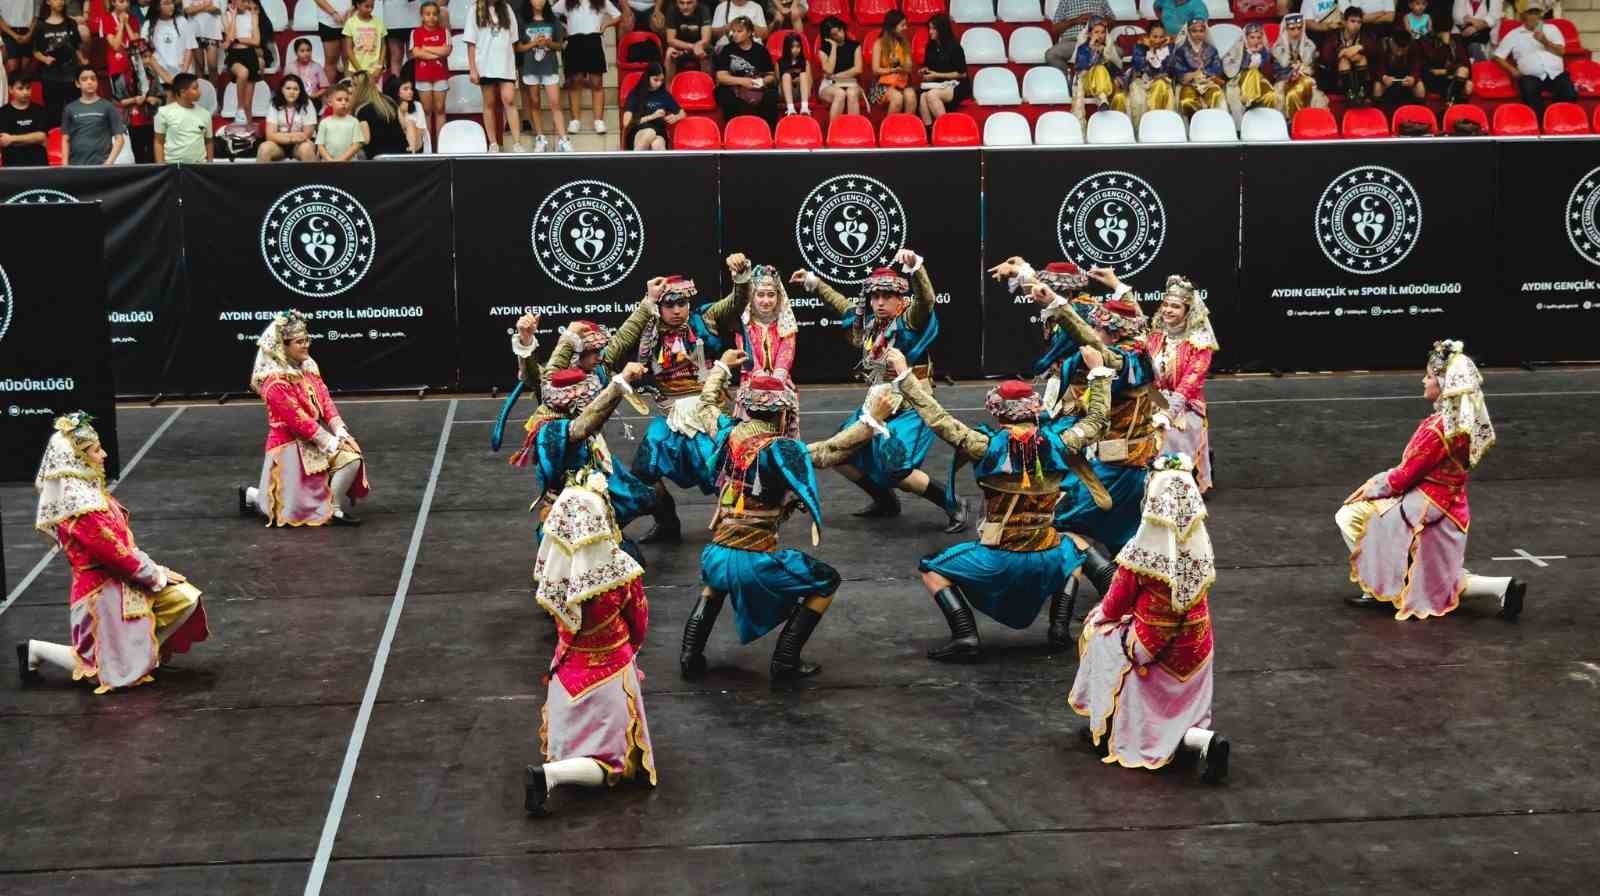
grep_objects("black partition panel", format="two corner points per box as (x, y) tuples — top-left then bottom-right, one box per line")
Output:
(452, 153), (722, 392)
(720, 149), (983, 382)
(174, 160), (457, 394)
(982, 145), (1240, 376)
(0, 203), (117, 481)
(1496, 139), (1600, 363)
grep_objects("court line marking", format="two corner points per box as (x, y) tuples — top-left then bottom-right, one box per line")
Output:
(1, 406), (186, 617)
(303, 398), (456, 896)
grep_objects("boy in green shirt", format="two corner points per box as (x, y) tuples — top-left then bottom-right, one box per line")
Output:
(316, 84), (365, 160)
(153, 73), (214, 163)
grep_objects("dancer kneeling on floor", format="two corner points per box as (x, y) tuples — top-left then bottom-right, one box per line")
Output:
(20, 413), (210, 693)
(1069, 453), (1228, 784)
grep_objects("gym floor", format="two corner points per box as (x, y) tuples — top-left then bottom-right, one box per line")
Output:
(3, 367), (1599, 894)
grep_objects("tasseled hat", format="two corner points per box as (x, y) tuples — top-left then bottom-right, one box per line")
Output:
(1038, 261), (1089, 293)
(543, 367), (602, 413)
(1089, 295), (1148, 337)
(861, 267), (910, 299)
(660, 275), (698, 303)
(561, 320), (610, 354)
(984, 380), (1043, 423)
(736, 373), (798, 415)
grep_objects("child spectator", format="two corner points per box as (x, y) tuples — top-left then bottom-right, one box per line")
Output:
(776, 29), (808, 116)
(343, 0), (387, 78)
(142, 0), (197, 83)
(33, 0), (88, 125)
(621, 59), (682, 148)
(661, 0), (710, 80)
(517, 0), (570, 152)
(124, 42), (166, 159)
(871, 10), (914, 115)
(316, 82), (365, 158)
(767, 0), (803, 33)
(383, 0), (420, 78)
(93, 0), (138, 88)
(1452, 0), (1501, 62)
(351, 69), (408, 154)
(0, 73), (50, 166)
(409, 1), (449, 144)
(153, 70), (211, 160)
(184, 0), (221, 77)
(714, 14), (775, 124)
(1421, 22), (1471, 105)
(311, 0), (351, 86)
(221, 0), (264, 124)
(561, 0), (619, 136)
(260, 72), (317, 159)
(709, 0), (764, 48)
(918, 13), (968, 127)
(287, 37), (331, 104)
(391, 76), (425, 150)
(816, 14), (860, 117)
(62, 66), (127, 164)
(465, 0), (520, 151)
(0, 0), (31, 80)
(1373, 21), (1423, 107)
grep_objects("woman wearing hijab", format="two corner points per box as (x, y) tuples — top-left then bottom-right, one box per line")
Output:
(1270, 13), (1327, 120)
(1166, 15), (1226, 118)
(621, 61), (685, 150)
(1222, 21), (1278, 125)
(1146, 276), (1219, 493)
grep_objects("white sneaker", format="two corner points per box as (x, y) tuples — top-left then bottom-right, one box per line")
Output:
(557, 137), (573, 153)
(233, 109), (248, 125)
(488, 142), (501, 153)
(594, 120), (606, 135)
(534, 135), (548, 153)
(568, 120), (581, 134)
(509, 142), (526, 153)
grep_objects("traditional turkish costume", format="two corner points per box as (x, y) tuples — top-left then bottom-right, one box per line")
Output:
(901, 374), (1114, 661)
(1070, 456), (1229, 784)
(1126, 34), (1179, 126)
(805, 256), (967, 532)
(1146, 275), (1219, 493)
(734, 265), (800, 424)
(19, 414), (209, 694)
(240, 311), (370, 527)
(1070, 23), (1127, 123)
(1223, 23), (1280, 125)
(525, 477), (656, 816)
(680, 366), (885, 680)
(1337, 342), (1524, 621)
(1271, 14), (1329, 119)
(1167, 21), (1228, 117)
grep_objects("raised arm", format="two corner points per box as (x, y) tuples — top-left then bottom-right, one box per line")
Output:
(512, 313), (542, 387)
(793, 268), (856, 317)
(701, 253), (753, 336)
(806, 388), (896, 469)
(568, 363), (646, 441)
(896, 367), (988, 461)
(605, 291), (660, 370)
(695, 352), (741, 431)
(903, 256), (936, 332)
(1055, 363), (1112, 452)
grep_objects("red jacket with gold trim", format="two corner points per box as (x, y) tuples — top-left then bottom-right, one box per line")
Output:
(1358, 414), (1471, 531)
(58, 498), (163, 604)
(1100, 568), (1213, 682)
(550, 579), (649, 696)
(260, 371), (345, 453)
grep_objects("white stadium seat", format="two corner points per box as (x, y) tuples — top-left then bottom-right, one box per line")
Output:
(1108, 0), (1140, 20)
(961, 27), (1007, 65)
(983, 111), (1033, 146)
(437, 119), (489, 153)
(1204, 0), (1232, 17)
(1008, 26), (1051, 64)
(1034, 110), (1084, 145)
(1209, 23), (1243, 56)
(449, 37), (471, 71)
(996, 0), (1042, 22)
(1021, 65), (1071, 104)
(1240, 107), (1290, 142)
(197, 79), (218, 114)
(445, 74), (485, 113)
(1086, 109), (1135, 144)
(1138, 0), (1156, 18)
(1188, 107), (1237, 142)
(259, 0), (288, 30)
(973, 67), (1022, 105)
(222, 81), (274, 119)
(292, 0), (319, 32)
(448, 0), (472, 28)
(950, 0), (997, 24)
(1137, 108), (1187, 143)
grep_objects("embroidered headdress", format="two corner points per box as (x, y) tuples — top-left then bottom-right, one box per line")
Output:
(1088, 295), (1149, 338)
(1160, 275), (1220, 350)
(736, 373), (799, 416)
(860, 267), (910, 301)
(561, 319), (610, 356)
(250, 309), (318, 393)
(659, 274), (698, 304)
(35, 412), (111, 542)
(984, 380), (1043, 423)
(1428, 340), (1495, 468)
(542, 367), (603, 414)
(745, 264), (799, 339)
(1038, 261), (1089, 293)
(532, 474), (643, 634)
(1114, 454), (1215, 613)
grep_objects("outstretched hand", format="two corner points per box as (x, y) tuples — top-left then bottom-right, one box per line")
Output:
(726, 252), (749, 275)
(515, 313), (540, 342)
(987, 257), (1025, 281)
(1028, 283), (1058, 308)
(788, 269), (811, 286)
(720, 348), (749, 368)
(645, 276), (668, 302)
(893, 248), (919, 268)
(1086, 266), (1120, 289)
(620, 362), (649, 383)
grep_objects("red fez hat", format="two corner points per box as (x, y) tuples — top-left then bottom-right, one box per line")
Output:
(549, 368), (587, 388)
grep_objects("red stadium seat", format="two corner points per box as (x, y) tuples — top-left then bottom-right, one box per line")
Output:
(1542, 101), (1590, 134)
(806, 0), (850, 26)
(931, 111), (980, 145)
(47, 128), (63, 166)
(31, 81), (44, 106)
(1471, 60), (1516, 99)
(912, 26), (930, 64)
(856, 0), (896, 26)
(1497, 20), (1519, 42)
(1551, 18), (1587, 56)
(775, 114), (824, 147)
(863, 29), (882, 74)
(879, 112), (929, 146)
(724, 115), (775, 148)
(1441, 103), (1489, 134)
(1569, 59), (1600, 97)
(618, 31), (663, 74)
(826, 112), (877, 147)
(1290, 107), (1338, 139)
(1390, 104), (1437, 135)
(1265, 22), (1279, 45)
(1491, 102), (1539, 135)
(671, 70), (717, 111)
(904, 0), (945, 24)
(673, 116), (722, 149)
(619, 71), (643, 108)
(1341, 106), (1388, 138)
(1595, 106), (1600, 134)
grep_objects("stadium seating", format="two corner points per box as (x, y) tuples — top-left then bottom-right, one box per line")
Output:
(618, 32), (662, 74)
(1491, 103), (1539, 136)
(775, 114), (824, 148)
(1188, 107), (1237, 142)
(997, 0), (1042, 23)
(951, 0), (997, 24)
(1138, 109), (1187, 143)
(932, 111), (982, 145)
(1471, 60), (1516, 99)
(827, 113), (878, 147)
(437, 120), (489, 154)
(1442, 103), (1489, 134)
(673, 116), (723, 149)
(1034, 110), (1084, 145)
(1008, 26), (1051, 64)
(1390, 104), (1437, 136)
(974, 67), (1023, 105)
(1086, 109), (1135, 144)
(723, 116), (774, 149)
(904, 0), (947, 24)
(983, 110), (1032, 145)
(856, 0), (898, 26)
(1240, 107), (1289, 141)
(1291, 107), (1338, 140)
(961, 28), (1007, 65)
(671, 71), (717, 112)
(1021, 66), (1071, 104)
(880, 113), (930, 147)
(1542, 101), (1591, 135)
(1341, 107), (1388, 139)
(1569, 59), (1600, 97)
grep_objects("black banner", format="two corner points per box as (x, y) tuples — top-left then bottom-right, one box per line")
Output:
(981, 145), (1240, 376)
(0, 203), (118, 481)
(0, 165), (183, 397)
(1239, 141), (1497, 371)
(174, 160), (456, 394)
(719, 149), (983, 383)
(1496, 140), (1600, 363)
(452, 154), (721, 392)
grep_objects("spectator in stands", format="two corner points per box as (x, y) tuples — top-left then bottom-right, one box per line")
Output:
(410, 3), (448, 140)
(1224, 21), (1279, 125)
(1422, 22), (1471, 105)
(561, 0), (621, 137)
(1071, 16), (1125, 124)
(1286, 0), (1343, 53)
(1271, 13), (1326, 118)
(286, 37), (331, 106)
(1373, 19), (1423, 107)
(1402, 0), (1434, 39)
(184, 0), (222, 78)
(344, 0), (386, 78)
(0, 0), (32, 80)
(221, 0), (265, 124)
(662, 0), (711, 79)
(1352, 0), (1393, 33)
(153, 70), (211, 160)
(519, 0), (570, 152)
(1126, 20), (1178, 125)
(619, 0), (657, 35)
(1169, 16), (1226, 118)
(94, 0), (139, 94)
(310, 0), (350, 86)
(1044, 0), (1113, 77)
(125, 44), (167, 160)
(871, 10), (915, 115)
(816, 14), (861, 117)
(1452, 0), (1501, 62)
(621, 60), (683, 147)
(0, 73), (50, 166)
(714, 15), (776, 123)
(352, 68), (410, 154)
(390, 76), (426, 150)
(776, 29), (809, 115)
(384, 0), (421, 79)
(767, 0), (804, 33)
(33, 0), (88, 125)
(1495, 3), (1574, 111)
(918, 13), (968, 128)
(143, 0), (198, 83)
(1319, 6), (1372, 104)
(259, 71), (319, 159)
(467, 0), (521, 151)
(1154, 0), (1210, 38)
(317, 82), (365, 157)
(709, 0), (765, 49)
(62, 66), (127, 164)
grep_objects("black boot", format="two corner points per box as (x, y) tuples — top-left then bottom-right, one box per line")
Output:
(1443, 76), (1465, 107)
(1079, 545), (1118, 598)
(914, 478), (967, 533)
(237, 486), (252, 516)
(1199, 733), (1231, 785)
(524, 765), (549, 816)
(928, 586), (981, 662)
(330, 509), (362, 527)
(1499, 579), (1526, 621)
(770, 604), (825, 680)
(679, 591), (724, 679)
(639, 487), (681, 544)
(851, 479), (902, 518)
(1344, 68), (1367, 106)
(1345, 593), (1384, 609)
(17, 642), (43, 686)
(1046, 580), (1078, 651)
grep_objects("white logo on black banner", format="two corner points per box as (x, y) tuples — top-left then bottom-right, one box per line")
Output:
(795, 175), (907, 283)
(5, 189), (78, 205)
(532, 180), (644, 292)
(1057, 172), (1165, 277)
(1316, 166), (1421, 275)
(1567, 166), (1600, 267)
(260, 185), (375, 297)
(0, 262), (12, 344)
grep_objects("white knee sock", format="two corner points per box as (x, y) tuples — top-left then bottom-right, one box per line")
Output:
(245, 485), (268, 517)
(330, 462), (361, 514)
(543, 757), (606, 791)
(1183, 726), (1213, 756)
(1334, 505), (1360, 553)
(28, 639), (77, 673)
(1462, 575), (1512, 600)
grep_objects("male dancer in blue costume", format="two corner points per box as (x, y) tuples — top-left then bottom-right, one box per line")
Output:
(678, 349), (899, 681)
(884, 346), (1114, 661)
(790, 248), (968, 533)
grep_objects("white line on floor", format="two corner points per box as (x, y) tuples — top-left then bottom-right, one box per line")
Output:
(304, 398), (456, 896)
(1, 406), (186, 616)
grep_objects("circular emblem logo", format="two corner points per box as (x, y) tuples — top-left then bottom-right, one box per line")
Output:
(5, 188), (78, 205)
(532, 180), (644, 292)
(0, 262), (12, 345)
(1315, 165), (1422, 275)
(795, 175), (907, 283)
(1056, 171), (1166, 277)
(1566, 165), (1600, 267)
(260, 185), (375, 297)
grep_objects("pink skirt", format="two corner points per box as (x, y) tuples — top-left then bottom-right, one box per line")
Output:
(540, 660), (657, 786)
(1350, 490), (1468, 621)
(70, 581), (209, 694)
(1069, 620), (1214, 770)
(1160, 395), (1211, 491)
(256, 443), (367, 527)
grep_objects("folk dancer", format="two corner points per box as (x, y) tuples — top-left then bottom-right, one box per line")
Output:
(791, 247), (968, 532)
(1069, 453), (1230, 784)
(1223, 22), (1279, 126)
(19, 413), (210, 692)
(1271, 13), (1328, 120)
(1070, 16), (1126, 124)
(1146, 275), (1219, 493)
(680, 350), (899, 681)
(1337, 340), (1525, 621)
(238, 310), (371, 527)
(733, 261), (800, 434)
(1168, 16), (1227, 119)
(525, 474), (656, 816)
(1126, 20), (1179, 127)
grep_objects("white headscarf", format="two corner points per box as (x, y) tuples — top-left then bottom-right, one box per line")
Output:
(532, 473), (644, 633)
(1431, 343), (1495, 469)
(744, 264), (798, 339)
(1160, 276), (1220, 351)
(250, 311), (319, 394)
(1114, 456), (1215, 613)
(35, 413), (111, 544)
(1272, 15), (1318, 72)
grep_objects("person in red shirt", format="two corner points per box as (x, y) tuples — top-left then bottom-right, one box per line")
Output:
(92, 0), (138, 80)
(409, 0), (450, 147)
